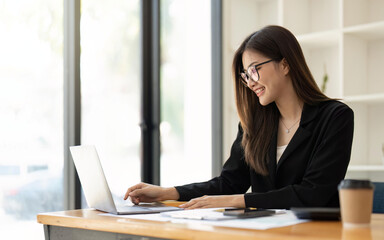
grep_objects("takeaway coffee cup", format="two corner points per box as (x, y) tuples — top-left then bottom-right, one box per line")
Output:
(338, 179), (374, 228)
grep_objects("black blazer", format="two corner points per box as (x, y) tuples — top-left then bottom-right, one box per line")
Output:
(175, 100), (354, 208)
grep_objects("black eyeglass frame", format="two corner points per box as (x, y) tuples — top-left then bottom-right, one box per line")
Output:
(239, 59), (276, 87)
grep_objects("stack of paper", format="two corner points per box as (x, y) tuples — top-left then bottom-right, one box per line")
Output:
(101, 208), (309, 230)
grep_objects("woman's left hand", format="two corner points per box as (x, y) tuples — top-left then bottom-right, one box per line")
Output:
(179, 194), (245, 210)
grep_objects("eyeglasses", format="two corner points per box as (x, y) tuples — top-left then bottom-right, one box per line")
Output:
(240, 59), (275, 86)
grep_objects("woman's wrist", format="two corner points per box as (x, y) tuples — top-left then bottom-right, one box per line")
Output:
(232, 194), (246, 208)
(163, 187), (180, 201)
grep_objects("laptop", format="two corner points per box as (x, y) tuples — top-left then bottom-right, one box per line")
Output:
(69, 145), (180, 215)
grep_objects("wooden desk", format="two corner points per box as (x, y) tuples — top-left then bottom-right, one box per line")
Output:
(37, 209), (384, 240)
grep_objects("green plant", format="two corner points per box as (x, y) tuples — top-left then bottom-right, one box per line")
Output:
(321, 64), (328, 93)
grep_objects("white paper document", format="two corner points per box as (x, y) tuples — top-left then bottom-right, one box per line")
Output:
(160, 208), (236, 220)
(204, 211), (308, 230)
(100, 209), (308, 230)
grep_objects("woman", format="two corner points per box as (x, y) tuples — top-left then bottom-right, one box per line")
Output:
(124, 25), (354, 209)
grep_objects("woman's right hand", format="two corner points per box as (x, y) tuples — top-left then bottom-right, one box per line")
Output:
(124, 183), (179, 205)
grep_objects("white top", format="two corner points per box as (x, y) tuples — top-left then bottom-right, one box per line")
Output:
(276, 145), (288, 163)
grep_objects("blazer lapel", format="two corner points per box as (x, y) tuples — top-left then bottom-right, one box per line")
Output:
(267, 129), (278, 188)
(276, 104), (318, 171)
(276, 126), (311, 171)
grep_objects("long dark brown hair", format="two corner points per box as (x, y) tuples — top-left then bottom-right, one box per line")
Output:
(232, 25), (331, 175)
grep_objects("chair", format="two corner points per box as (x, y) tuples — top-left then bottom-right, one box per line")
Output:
(373, 182), (384, 213)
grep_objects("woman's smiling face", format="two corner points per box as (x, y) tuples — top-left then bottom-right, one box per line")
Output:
(241, 50), (287, 106)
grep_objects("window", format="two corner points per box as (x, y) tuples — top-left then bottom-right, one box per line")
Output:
(80, 0), (141, 200)
(0, 0), (63, 239)
(160, 0), (212, 186)
(0, 1), (221, 239)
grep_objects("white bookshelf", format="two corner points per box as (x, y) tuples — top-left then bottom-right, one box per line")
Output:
(344, 93), (384, 103)
(348, 165), (384, 172)
(223, 0), (384, 179)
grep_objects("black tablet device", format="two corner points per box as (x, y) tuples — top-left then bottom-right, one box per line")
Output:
(291, 207), (340, 220)
(223, 208), (276, 218)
